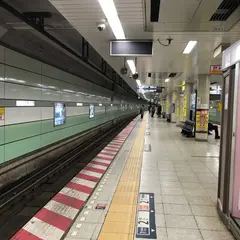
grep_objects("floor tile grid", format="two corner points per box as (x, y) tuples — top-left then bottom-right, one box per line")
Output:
(137, 115), (234, 240)
(98, 117), (146, 240)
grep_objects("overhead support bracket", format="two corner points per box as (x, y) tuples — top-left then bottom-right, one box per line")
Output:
(157, 38), (173, 47)
(23, 12), (52, 30)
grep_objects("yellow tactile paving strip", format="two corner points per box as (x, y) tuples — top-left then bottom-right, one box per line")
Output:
(98, 117), (146, 240)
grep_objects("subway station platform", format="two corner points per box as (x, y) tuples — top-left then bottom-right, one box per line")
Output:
(12, 114), (234, 240)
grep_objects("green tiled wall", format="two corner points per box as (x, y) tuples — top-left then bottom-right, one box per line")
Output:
(0, 109), (136, 163)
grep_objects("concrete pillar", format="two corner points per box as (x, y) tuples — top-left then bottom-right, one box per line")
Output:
(175, 92), (180, 123)
(195, 74), (210, 141)
(166, 94), (171, 115)
(183, 83), (192, 121)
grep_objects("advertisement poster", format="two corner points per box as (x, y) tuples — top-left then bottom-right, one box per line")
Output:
(0, 108), (5, 120)
(89, 104), (95, 119)
(209, 65), (222, 75)
(196, 109), (209, 132)
(54, 103), (66, 126)
(218, 103), (222, 112)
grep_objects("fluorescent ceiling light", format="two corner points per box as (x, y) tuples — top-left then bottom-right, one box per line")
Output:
(97, 0), (125, 39)
(77, 103), (83, 106)
(165, 78), (170, 82)
(127, 60), (136, 74)
(136, 79), (141, 87)
(183, 41), (197, 54)
(16, 100), (35, 106)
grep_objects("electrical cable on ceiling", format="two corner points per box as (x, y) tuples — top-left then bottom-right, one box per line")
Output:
(157, 38), (173, 46)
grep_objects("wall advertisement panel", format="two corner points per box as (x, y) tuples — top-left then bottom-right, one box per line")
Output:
(196, 109), (209, 133)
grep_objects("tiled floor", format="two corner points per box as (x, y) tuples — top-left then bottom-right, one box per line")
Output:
(139, 115), (234, 240)
(64, 115), (235, 240)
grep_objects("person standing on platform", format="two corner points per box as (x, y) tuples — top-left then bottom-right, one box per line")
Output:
(157, 104), (162, 118)
(151, 104), (155, 117)
(140, 105), (144, 119)
(208, 122), (220, 139)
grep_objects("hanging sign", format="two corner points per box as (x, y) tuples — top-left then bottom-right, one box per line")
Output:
(0, 108), (5, 120)
(209, 65), (222, 75)
(136, 193), (157, 239)
(196, 109), (209, 132)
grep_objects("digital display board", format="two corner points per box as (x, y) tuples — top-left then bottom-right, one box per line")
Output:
(110, 40), (153, 56)
(54, 103), (66, 126)
(89, 104), (95, 119)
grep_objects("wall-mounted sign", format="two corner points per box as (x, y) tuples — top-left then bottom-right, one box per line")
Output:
(16, 100), (35, 106)
(0, 108), (5, 120)
(89, 104), (95, 119)
(209, 65), (222, 75)
(54, 103), (66, 126)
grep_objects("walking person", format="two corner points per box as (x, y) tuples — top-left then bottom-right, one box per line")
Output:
(157, 104), (162, 118)
(151, 104), (155, 117)
(140, 105), (144, 119)
(148, 105), (151, 114)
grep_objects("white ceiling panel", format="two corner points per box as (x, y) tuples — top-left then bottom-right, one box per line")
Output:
(49, 0), (240, 92)
(159, 0), (201, 23)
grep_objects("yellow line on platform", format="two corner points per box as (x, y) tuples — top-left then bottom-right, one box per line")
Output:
(98, 117), (146, 240)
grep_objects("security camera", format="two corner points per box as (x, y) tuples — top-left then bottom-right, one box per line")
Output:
(97, 19), (107, 31)
(97, 23), (106, 31)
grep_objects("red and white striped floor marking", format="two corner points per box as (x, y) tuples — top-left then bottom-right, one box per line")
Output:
(11, 119), (137, 240)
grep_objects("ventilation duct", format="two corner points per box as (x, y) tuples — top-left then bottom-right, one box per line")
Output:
(150, 0), (161, 22)
(168, 73), (177, 78)
(210, 0), (240, 21)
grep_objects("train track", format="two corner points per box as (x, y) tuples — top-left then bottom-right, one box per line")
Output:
(0, 116), (135, 239)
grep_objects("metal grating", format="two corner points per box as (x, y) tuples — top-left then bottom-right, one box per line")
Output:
(210, 0), (240, 21)
(150, 0), (161, 22)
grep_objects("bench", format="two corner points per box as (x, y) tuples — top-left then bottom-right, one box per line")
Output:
(177, 120), (195, 137)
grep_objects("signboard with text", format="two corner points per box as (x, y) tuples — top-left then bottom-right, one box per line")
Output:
(136, 193), (156, 239)
(0, 108), (5, 120)
(210, 65), (222, 75)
